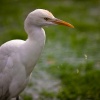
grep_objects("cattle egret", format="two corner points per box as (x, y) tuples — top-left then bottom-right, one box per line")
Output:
(0, 9), (74, 100)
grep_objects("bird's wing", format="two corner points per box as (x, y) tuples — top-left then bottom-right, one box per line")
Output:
(0, 40), (25, 98)
(0, 49), (14, 98)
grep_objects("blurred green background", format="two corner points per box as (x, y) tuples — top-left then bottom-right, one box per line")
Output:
(0, 0), (100, 100)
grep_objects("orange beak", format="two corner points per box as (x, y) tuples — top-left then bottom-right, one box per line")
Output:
(51, 18), (74, 28)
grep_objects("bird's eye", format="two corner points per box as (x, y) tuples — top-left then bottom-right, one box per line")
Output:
(44, 17), (49, 21)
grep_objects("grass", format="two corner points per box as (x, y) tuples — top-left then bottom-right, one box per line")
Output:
(0, 0), (100, 100)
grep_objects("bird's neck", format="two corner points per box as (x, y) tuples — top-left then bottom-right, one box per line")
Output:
(21, 24), (46, 76)
(25, 24), (46, 42)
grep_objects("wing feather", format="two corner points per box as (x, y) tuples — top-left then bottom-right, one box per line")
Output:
(0, 40), (25, 99)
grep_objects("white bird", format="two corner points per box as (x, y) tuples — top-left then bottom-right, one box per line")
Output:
(0, 9), (74, 100)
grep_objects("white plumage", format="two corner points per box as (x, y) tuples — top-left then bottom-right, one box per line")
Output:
(0, 9), (74, 100)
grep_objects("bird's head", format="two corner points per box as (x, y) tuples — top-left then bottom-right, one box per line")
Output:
(25, 9), (74, 28)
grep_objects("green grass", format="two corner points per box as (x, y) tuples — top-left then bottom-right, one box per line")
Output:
(0, 0), (100, 100)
